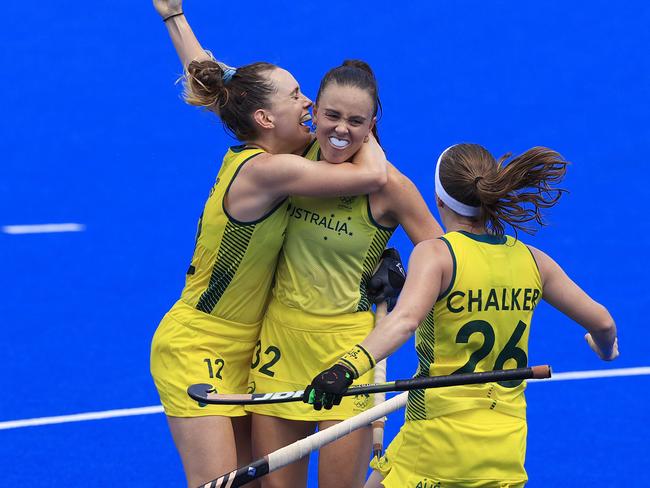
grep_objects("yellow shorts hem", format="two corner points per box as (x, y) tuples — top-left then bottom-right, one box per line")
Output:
(151, 301), (260, 419)
(245, 299), (376, 420)
(163, 409), (249, 419)
(245, 406), (360, 422)
(376, 411), (527, 487)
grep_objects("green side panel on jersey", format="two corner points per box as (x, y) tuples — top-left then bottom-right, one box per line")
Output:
(196, 221), (255, 313)
(357, 228), (393, 312)
(406, 310), (435, 420)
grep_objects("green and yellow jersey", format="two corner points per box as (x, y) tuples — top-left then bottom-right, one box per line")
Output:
(272, 140), (395, 316)
(406, 231), (542, 421)
(180, 145), (289, 325)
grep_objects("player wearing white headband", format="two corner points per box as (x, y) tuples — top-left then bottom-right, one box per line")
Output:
(434, 147), (482, 218)
(306, 143), (619, 487)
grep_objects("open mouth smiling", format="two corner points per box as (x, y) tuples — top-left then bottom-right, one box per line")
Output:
(328, 136), (350, 149)
(300, 113), (312, 127)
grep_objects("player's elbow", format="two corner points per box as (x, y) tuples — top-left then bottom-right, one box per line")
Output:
(403, 318), (420, 335)
(383, 307), (419, 337)
(368, 169), (388, 192)
(590, 303), (616, 335)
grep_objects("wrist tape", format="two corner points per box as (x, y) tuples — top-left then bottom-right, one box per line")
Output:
(163, 11), (184, 22)
(338, 344), (376, 379)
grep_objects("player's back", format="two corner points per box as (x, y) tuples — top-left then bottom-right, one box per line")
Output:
(406, 230), (542, 421)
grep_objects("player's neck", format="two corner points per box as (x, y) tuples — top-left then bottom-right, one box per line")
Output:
(249, 133), (312, 155)
(446, 218), (487, 235)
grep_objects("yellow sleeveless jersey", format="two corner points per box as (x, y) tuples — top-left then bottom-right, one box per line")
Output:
(180, 145), (289, 324)
(273, 140), (395, 315)
(406, 231), (542, 421)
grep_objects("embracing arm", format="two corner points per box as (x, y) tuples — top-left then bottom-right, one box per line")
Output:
(303, 240), (448, 409)
(529, 246), (619, 361)
(360, 240), (446, 362)
(248, 135), (388, 198)
(380, 166), (444, 244)
(153, 0), (218, 68)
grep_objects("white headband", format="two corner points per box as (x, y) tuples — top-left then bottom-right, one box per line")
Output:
(434, 146), (482, 217)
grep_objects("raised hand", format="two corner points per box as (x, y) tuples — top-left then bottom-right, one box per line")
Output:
(153, 0), (183, 20)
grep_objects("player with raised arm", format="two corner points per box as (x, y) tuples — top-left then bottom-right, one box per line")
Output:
(305, 143), (618, 487)
(152, 2), (445, 486)
(149, 2), (391, 487)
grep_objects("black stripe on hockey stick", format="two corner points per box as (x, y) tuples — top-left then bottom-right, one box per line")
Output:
(198, 458), (269, 488)
(188, 365), (551, 406)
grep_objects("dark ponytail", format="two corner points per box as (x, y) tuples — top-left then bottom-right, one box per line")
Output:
(184, 59), (277, 141)
(316, 59), (382, 143)
(439, 144), (569, 235)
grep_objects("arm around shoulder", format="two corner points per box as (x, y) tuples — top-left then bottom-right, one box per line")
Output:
(250, 148), (387, 199)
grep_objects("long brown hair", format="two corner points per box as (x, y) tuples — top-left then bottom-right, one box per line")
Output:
(438, 144), (569, 235)
(183, 59), (277, 141)
(316, 59), (382, 143)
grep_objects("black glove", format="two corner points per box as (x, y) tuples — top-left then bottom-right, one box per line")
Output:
(303, 363), (354, 411)
(367, 248), (406, 311)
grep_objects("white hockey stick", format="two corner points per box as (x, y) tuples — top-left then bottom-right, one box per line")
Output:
(198, 392), (409, 488)
(371, 302), (388, 459)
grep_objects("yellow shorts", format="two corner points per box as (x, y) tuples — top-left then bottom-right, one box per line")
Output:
(370, 409), (527, 487)
(150, 300), (261, 417)
(245, 298), (376, 421)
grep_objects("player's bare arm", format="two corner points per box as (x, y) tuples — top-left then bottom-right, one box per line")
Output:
(154, 0), (218, 68)
(244, 135), (388, 199)
(528, 245), (618, 360)
(371, 164), (444, 243)
(361, 240), (450, 362)
(223, 137), (387, 221)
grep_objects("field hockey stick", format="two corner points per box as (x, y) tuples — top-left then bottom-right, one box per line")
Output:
(196, 364), (552, 488)
(371, 301), (388, 460)
(187, 365), (552, 405)
(197, 391), (410, 488)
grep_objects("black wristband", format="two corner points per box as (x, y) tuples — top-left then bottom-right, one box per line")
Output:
(163, 11), (184, 22)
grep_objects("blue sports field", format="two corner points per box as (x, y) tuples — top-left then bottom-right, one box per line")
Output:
(1, 1), (649, 486)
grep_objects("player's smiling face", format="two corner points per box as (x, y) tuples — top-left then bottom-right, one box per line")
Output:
(266, 68), (313, 153)
(313, 83), (375, 164)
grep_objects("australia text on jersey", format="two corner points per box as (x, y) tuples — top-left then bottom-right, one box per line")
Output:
(288, 203), (354, 237)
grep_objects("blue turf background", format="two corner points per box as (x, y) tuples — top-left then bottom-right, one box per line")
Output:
(1, 0), (649, 486)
